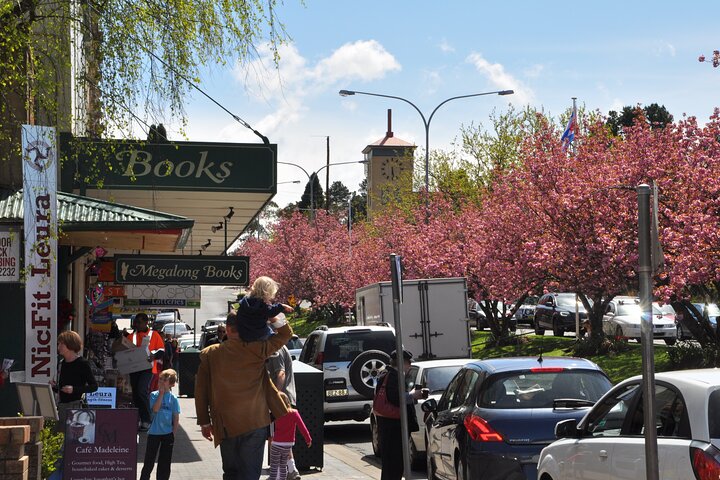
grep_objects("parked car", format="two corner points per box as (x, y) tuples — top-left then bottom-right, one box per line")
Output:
(160, 321), (193, 339)
(152, 311), (179, 332)
(471, 300), (517, 332)
(601, 296), (677, 345)
(370, 358), (475, 469)
(298, 325), (396, 422)
(676, 302), (720, 340)
(286, 334), (304, 360)
(534, 293), (591, 337)
(202, 315), (227, 331)
(423, 356), (612, 480)
(178, 334), (202, 351)
(537, 368), (720, 480)
(513, 296), (539, 327)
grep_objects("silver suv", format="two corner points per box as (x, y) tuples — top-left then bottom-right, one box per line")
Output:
(298, 325), (396, 422)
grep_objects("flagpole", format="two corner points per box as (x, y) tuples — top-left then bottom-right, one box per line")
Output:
(571, 97), (577, 155)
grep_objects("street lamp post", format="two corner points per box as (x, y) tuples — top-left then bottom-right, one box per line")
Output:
(279, 160), (367, 219)
(338, 89), (514, 207)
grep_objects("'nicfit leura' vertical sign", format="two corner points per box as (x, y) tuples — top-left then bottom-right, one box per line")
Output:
(22, 125), (58, 383)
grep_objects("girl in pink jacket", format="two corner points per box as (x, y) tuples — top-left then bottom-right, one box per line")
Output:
(269, 393), (312, 480)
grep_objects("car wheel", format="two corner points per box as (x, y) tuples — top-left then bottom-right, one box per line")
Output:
(552, 317), (564, 337)
(409, 434), (424, 471)
(370, 415), (381, 457)
(348, 350), (391, 399)
(664, 337), (677, 346)
(534, 319), (545, 336)
(615, 325), (627, 342)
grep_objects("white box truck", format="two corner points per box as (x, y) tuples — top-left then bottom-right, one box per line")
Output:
(355, 277), (471, 359)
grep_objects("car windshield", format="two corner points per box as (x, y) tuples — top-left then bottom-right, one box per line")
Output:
(695, 303), (720, 317)
(478, 370), (612, 409)
(163, 324), (187, 333)
(556, 294), (592, 309)
(709, 389), (720, 438)
(424, 366), (466, 392)
(323, 331), (395, 362)
(287, 337), (303, 350)
(617, 303), (663, 316)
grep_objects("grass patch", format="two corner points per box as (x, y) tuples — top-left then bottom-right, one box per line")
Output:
(472, 330), (672, 384)
(288, 312), (325, 338)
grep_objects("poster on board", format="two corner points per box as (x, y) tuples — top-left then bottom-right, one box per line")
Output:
(63, 408), (137, 480)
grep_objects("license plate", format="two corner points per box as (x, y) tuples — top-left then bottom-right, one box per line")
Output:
(325, 388), (348, 398)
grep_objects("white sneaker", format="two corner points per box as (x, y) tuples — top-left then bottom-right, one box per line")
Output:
(287, 471), (301, 480)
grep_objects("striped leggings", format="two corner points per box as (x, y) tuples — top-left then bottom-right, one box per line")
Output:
(269, 442), (293, 480)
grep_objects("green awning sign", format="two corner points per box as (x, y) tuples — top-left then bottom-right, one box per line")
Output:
(114, 255), (249, 286)
(62, 136), (277, 192)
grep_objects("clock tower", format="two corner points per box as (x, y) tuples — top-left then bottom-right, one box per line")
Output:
(363, 109), (416, 219)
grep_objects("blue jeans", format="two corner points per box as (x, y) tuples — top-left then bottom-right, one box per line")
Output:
(219, 426), (269, 480)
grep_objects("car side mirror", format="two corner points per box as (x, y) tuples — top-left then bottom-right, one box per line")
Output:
(555, 418), (579, 439)
(421, 398), (438, 413)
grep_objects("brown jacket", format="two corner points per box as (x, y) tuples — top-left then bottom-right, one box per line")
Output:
(194, 324), (292, 446)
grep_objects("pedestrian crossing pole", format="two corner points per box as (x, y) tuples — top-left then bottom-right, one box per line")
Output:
(390, 253), (412, 478)
(638, 184), (659, 480)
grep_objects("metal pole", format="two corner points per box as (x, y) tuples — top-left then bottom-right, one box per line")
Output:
(389, 254), (411, 479)
(638, 184), (659, 480)
(575, 293), (580, 338)
(326, 136), (330, 212)
(348, 195), (353, 256)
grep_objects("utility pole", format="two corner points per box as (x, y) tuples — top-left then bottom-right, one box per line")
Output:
(325, 136), (330, 212)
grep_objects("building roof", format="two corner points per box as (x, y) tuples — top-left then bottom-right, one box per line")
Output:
(0, 189), (194, 251)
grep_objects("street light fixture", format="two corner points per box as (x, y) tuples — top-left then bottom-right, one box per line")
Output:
(339, 88), (514, 210)
(278, 160), (368, 219)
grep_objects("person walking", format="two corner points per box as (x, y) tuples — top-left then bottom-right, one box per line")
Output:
(266, 338), (300, 479)
(268, 392), (311, 480)
(373, 350), (427, 480)
(139, 369), (180, 480)
(194, 309), (293, 480)
(125, 313), (165, 431)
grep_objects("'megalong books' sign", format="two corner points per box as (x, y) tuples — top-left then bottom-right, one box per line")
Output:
(114, 255), (249, 286)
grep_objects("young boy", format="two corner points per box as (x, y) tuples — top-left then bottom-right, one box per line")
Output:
(236, 276), (293, 342)
(140, 369), (180, 480)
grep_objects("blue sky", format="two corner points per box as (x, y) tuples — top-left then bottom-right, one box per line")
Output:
(173, 1), (718, 208)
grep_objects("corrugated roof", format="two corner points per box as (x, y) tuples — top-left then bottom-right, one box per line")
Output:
(0, 189), (194, 231)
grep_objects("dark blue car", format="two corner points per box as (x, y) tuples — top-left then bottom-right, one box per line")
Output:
(423, 356), (612, 480)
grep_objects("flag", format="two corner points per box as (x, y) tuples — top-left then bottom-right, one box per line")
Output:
(561, 103), (577, 151)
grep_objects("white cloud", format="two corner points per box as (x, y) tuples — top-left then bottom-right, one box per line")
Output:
(466, 52), (533, 105)
(422, 69), (443, 95)
(229, 40), (401, 142)
(654, 41), (676, 57)
(439, 38), (455, 53)
(312, 40), (401, 85)
(524, 64), (544, 78)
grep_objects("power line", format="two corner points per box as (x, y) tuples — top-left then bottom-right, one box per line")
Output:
(83, 0), (270, 144)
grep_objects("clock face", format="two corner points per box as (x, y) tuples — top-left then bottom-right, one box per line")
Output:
(379, 157), (403, 181)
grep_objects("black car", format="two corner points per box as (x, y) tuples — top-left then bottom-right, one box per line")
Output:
(423, 356), (612, 480)
(533, 292), (590, 337)
(470, 300), (517, 332)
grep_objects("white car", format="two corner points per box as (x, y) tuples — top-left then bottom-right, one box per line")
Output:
(602, 296), (677, 345)
(537, 368), (720, 480)
(370, 358), (474, 470)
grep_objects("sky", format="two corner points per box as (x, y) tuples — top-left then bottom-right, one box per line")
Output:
(168, 0), (719, 208)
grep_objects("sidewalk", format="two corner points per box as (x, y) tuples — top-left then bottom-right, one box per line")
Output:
(136, 396), (381, 479)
